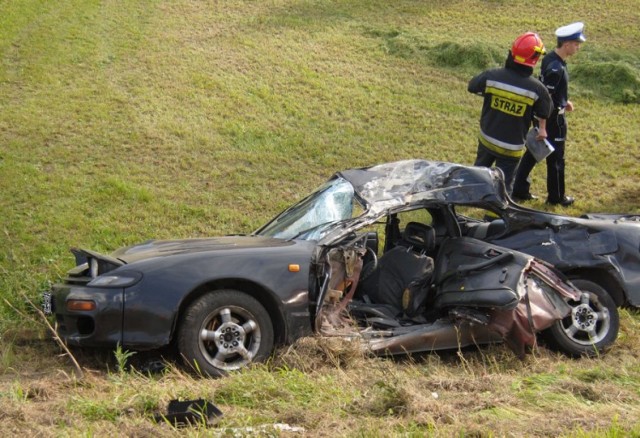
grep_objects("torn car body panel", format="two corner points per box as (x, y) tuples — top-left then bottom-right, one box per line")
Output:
(320, 160), (639, 308)
(338, 160), (509, 212)
(486, 213), (640, 307)
(314, 236), (581, 358)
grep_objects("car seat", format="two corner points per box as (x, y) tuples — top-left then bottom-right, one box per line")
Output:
(353, 222), (435, 323)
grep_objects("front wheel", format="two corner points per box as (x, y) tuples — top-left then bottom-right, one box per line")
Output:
(544, 279), (619, 357)
(177, 290), (274, 377)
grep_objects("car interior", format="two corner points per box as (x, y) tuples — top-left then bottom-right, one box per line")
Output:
(320, 207), (522, 333)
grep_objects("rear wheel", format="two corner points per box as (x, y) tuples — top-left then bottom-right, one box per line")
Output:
(177, 290), (274, 377)
(544, 279), (618, 357)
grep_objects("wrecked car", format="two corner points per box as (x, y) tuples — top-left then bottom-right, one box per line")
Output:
(46, 160), (632, 376)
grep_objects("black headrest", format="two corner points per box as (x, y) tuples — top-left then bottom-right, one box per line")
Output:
(402, 222), (435, 253)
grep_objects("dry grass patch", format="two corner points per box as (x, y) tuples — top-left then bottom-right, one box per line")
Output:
(3, 330), (640, 436)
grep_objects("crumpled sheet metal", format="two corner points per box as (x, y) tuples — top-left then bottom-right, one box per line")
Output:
(489, 259), (581, 358)
(338, 160), (508, 216)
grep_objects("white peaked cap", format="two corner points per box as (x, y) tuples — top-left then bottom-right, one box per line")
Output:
(556, 22), (586, 42)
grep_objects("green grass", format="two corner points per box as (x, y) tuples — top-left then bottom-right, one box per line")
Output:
(1, 0), (640, 435)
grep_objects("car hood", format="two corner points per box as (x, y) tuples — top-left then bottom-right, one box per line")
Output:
(110, 235), (295, 264)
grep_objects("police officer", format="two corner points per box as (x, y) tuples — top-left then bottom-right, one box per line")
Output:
(469, 32), (553, 194)
(512, 22), (586, 206)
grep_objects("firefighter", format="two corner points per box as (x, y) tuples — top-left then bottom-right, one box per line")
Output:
(512, 22), (586, 206)
(469, 32), (553, 193)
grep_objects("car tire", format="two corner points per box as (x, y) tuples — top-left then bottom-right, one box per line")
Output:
(177, 290), (274, 377)
(543, 279), (619, 357)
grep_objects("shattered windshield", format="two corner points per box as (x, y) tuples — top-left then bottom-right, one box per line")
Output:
(256, 177), (361, 240)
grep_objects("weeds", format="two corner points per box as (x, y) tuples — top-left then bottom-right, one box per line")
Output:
(3, 292), (83, 377)
(113, 344), (137, 375)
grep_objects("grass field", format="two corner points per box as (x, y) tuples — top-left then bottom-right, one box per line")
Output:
(1, 0), (640, 435)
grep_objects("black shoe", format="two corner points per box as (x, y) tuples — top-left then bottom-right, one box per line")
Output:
(546, 196), (575, 206)
(512, 192), (538, 202)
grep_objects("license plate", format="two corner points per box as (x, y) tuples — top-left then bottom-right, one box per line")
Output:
(42, 292), (53, 315)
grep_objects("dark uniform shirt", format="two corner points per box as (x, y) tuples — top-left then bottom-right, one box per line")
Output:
(468, 67), (552, 157)
(540, 51), (569, 110)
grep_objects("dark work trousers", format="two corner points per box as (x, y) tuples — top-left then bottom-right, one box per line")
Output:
(474, 142), (521, 194)
(513, 111), (567, 202)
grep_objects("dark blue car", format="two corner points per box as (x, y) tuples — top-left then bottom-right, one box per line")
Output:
(47, 160), (636, 376)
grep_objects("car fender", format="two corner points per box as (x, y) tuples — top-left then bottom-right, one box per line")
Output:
(121, 243), (315, 349)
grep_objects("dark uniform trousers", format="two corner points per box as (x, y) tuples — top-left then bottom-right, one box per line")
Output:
(513, 110), (567, 202)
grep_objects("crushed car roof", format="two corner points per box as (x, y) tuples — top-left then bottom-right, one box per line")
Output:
(336, 160), (509, 214)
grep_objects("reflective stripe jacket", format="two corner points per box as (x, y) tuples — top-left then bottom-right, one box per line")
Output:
(469, 67), (552, 157)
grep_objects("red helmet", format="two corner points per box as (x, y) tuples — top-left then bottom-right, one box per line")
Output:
(511, 32), (546, 67)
